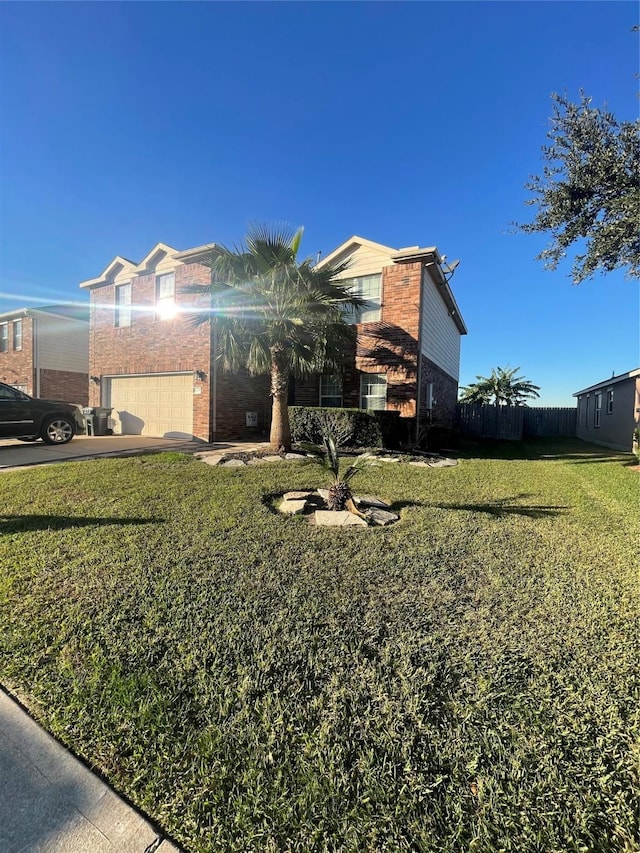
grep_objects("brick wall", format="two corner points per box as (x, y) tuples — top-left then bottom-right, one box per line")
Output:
(0, 316), (34, 393)
(355, 260), (422, 418)
(40, 370), (89, 406)
(418, 355), (458, 428)
(88, 262), (214, 440)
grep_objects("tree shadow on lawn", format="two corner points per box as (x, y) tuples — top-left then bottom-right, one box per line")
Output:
(392, 494), (569, 519)
(0, 515), (164, 535)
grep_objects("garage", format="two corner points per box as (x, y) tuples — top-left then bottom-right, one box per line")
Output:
(106, 373), (194, 438)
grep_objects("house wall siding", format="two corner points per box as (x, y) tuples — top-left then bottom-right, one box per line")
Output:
(0, 316), (34, 393)
(38, 315), (89, 373)
(575, 376), (639, 451)
(420, 269), (461, 381)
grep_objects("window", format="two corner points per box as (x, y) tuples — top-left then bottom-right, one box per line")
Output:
(594, 392), (602, 427)
(0, 323), (7, 353)
(606, 389), (614, 414)
(320, 375), (343, 407)
(0, 383), (20, 400)
(342, 274), (382, 324)
(156, 272), (176, 320)
(12, 319), (22, 351)
(360, 373), (387, 411)
(115, 283), (132, 328)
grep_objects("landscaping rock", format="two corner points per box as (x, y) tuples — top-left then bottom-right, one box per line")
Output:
(429, 458), (458, 467)
(262, 455), (286, 462)
(198, 455), (225, 466)
(221, 458), (246, 466)
(365, 508), (399, 526)
(409, 460), (431, 467)
(354, 494), (391, 509)
(279, 499), (308, 515)
(377, 456), (400, 463)
(317, 489), (330, 502)
(314, 510), (368, 527)
(283, 491), (313, 500)
(284, 453), (306, 460)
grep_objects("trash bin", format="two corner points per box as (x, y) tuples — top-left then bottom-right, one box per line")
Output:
(93, 407), (113, 436)
(82, 407), (113, 436)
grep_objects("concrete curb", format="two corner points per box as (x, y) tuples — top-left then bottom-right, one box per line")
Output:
(0, 688), (182, 852)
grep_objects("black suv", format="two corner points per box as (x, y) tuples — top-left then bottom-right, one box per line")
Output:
(0, 382), (81, 445)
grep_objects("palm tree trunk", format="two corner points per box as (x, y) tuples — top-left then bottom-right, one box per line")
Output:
(269, 347), (291, 451)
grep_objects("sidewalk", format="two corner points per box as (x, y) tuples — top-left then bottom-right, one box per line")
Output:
(0, 688), (181, 853)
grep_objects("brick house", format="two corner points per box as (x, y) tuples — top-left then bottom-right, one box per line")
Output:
(80, 237), (467, 442)
(574, 368), (640, 451)
(0, 305), (89, 405)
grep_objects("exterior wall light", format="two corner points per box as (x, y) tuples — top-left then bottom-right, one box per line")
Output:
(194, 370), (206, 381)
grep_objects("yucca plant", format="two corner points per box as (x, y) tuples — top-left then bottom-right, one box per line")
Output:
(303, 433), (378, 514)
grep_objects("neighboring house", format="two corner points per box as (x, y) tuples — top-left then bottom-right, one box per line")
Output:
(0, 305), (89, 405)
(573, 368), (640, 452)
(80, 237), (467, 442)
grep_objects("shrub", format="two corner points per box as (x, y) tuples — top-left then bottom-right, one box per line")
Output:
(289, 406), (383, 448)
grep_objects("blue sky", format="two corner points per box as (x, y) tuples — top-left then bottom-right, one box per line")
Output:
(0, 1), (637, 405)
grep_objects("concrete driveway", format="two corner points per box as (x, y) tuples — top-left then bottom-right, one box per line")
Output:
(0, 435), (214, 471)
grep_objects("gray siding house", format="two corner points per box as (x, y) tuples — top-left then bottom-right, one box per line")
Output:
(574, 368), (640, 452)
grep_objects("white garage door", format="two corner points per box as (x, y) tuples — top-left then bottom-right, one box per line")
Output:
(106, 374), (194, 438)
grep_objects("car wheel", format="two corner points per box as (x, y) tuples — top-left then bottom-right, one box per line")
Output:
(17, 436), (39, 442)
(40, 416), (76, 445)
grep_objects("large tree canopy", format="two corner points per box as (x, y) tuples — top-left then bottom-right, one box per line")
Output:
(518, 91), (640, 284)
(188, 225), (363, 451)
(459, 366), (541, 407)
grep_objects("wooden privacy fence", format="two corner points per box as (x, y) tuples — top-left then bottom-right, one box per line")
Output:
(457, 405), (577, 440)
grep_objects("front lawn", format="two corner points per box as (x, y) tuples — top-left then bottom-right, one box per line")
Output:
(0, 441), (638, 852)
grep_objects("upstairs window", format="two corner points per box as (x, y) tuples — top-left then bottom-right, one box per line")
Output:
(156, 272), (176, 320)
(320, 375), (343, 408)
(360, 373), (387, 411)
(594, 392), (602, 427)
(342, 274), (382, 324)
(13, 319), (22, 350)
(0, 323), (7, 353)
(606, 389), (614, 414)
(115, 283), (132, 328)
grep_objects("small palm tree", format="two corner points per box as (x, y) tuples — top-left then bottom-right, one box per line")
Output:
(459, 366), (540, 407)
(304, 434), (377, 513)
(187, 225), (364, 451)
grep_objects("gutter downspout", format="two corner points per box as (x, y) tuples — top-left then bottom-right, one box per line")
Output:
(29, 311), (41, 398)
(415, 267), (425, 443)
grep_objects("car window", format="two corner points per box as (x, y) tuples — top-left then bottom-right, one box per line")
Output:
(0, 384), (22, 401)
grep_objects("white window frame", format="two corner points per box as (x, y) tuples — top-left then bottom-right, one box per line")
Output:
(360, 373), (387, 411)
(115, 283), (132, 328)
(0, 323), (7, 353)
(12, 319), (22, 351)
(594, 392), (602, 427)
(342, 274), (382, 324)
(156, 272), (176, 320)
(606, 388), (614, 414)
(320, 374), (343, 408)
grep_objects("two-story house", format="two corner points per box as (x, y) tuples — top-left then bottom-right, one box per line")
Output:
(0, 305), (89, 405)
(80, 236), (467, 442)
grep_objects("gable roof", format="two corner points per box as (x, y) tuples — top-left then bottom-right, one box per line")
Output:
(573, 368), (640, 396)
(318, 235), (399, 269)
(0, 304), (90, 323)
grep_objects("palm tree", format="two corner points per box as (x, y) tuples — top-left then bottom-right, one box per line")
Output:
(459, 366), (541, 407)
(187, 224), (364, 451)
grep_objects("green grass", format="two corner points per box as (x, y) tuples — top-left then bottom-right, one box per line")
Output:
(0, 440), (638, 852)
